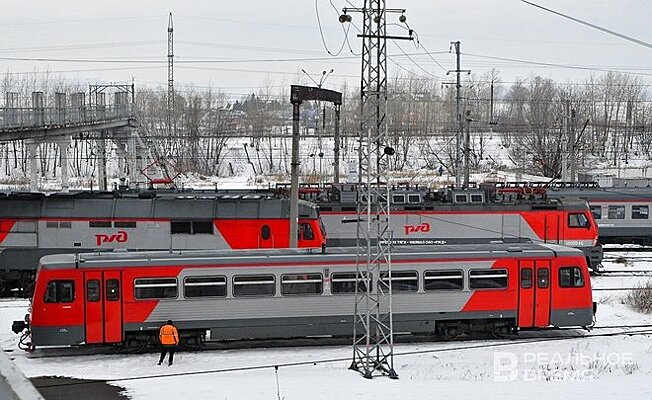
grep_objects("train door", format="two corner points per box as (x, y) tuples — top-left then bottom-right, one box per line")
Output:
(534, 261), (551, 327)
(103, 271), (123, 343)
(83, 271), (123, 344)
(544, 214), (560, 244)
(83, 272), (103, 344)
(517, 261), (535, 328)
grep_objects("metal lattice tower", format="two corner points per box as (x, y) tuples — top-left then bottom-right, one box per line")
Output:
(167, 12), (174, 137)
(344, 0), (410, 380)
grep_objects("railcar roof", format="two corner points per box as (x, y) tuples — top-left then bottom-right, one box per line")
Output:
(547, 187), (652, 201)
(38, 243), (583, 270)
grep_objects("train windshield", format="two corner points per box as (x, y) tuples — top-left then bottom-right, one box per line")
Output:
(568, 213), (590, 228)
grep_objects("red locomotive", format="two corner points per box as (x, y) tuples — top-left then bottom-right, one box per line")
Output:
(13, 243), (595, 349)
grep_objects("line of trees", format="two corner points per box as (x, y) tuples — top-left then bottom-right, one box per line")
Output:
(0, 69), (651, 187)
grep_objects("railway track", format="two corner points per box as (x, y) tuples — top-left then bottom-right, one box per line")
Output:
(10, 324), (652, 361)
(595, 270), (652, 277)
(23, 326), (652, 389)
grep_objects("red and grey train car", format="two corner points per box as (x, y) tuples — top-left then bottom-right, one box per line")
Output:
(544, 182), (652, 246)
(14, 243), (594, 348)
(297, 183), (602, 271)
(0, 191), (326, 294)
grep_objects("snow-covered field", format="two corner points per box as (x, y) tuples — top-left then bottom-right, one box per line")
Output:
(1, 254), (651, 400)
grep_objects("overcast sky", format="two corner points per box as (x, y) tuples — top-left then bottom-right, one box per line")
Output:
(1, 0), (651, 98)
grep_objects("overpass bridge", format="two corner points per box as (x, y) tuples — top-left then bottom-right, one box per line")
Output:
(0, 86), (157, 191)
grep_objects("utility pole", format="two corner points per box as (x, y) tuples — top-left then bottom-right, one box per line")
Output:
(569, 108), (576, 182)
(561, 100), (570, 181)
(446, 41), (470, 187)
(167, 12), (175, 142)
(464, 110), (471, 188)
(341, 2), (411, 380)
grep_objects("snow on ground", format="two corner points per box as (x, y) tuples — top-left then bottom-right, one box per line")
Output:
(1, 260), (651, 400)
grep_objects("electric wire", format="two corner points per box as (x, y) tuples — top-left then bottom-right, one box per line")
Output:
(520, 0), (652, 50)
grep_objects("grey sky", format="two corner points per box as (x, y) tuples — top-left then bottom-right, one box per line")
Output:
(1, 0), (651, 98)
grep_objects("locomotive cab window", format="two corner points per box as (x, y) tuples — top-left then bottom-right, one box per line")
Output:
(184, 276), (227, 298)
(559, 267), (585, 288)
(300, 223), (314, 240)
(589, 205), (602, 220)
(281, 273), (323, 296)
(424, 270), (463, 291)
(568, 213), (590, 228)
(607, 205), (625, 219)
(134, 278), (178, 299)
(44, 280), (75, 303)
(331, 272), (368, 294)
(469, 269), (508, 289)
(381, 271), (418, 292)
(632, 205), (649, 220)
(233, 275), (275, 297)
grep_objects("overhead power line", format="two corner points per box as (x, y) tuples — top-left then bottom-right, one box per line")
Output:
(520, 0), (652, 50)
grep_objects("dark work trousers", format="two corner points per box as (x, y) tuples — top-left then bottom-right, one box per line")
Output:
(159, 345), (176, 365)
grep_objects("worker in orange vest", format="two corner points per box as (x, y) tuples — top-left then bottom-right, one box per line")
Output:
(158, 320), (179, 366)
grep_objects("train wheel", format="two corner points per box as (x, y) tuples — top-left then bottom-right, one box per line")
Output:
(125, 338), (147, 353)
(441, 326), (461, 341)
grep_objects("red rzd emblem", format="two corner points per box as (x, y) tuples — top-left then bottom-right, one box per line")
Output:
(95, 230), (128, 246)
(404, 222), (430, 235)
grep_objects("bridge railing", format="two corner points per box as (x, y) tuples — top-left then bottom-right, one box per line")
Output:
(0, 103), (133, 131)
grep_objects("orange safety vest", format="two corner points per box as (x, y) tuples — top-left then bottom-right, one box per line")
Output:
(159, 324), (179, 345)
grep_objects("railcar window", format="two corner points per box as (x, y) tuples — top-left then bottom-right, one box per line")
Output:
(632, 205), (649, 220)
(59, 221), (72, 228)
(392, 194), (406, 204)
(86, 280), (101, 302)
(469, 269), (508, 289)
(233, 275), (275, 297)
(281, 273), (323, 295)
(114, 221), (137, 228)
(381, 271), (418, 292)
(408, 194), (421, 203)
(424, 270), (463, 291)
(89, 221), (111, 228)
(331, 272), (368, 294)
(192, 221), (214, 234)
(470, 194), (484, 203)
(106, 279), (120, 301)
(589, 205), (602, 220)
(261, 225), (271, 240)
(559, 267), (585, 288)
(455, 194), (468, 203)
(607, 205), (625, 219)
(520, 268), (533, 289)
(537, 268), (549, 289)
(568, 213), (590, 228)
(44, 280), (75, 303)
(46, 221), (58, 228)
(171, 221), (192, 234)
(134, 278), (177, 299)
(184, 276), (226, 298)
